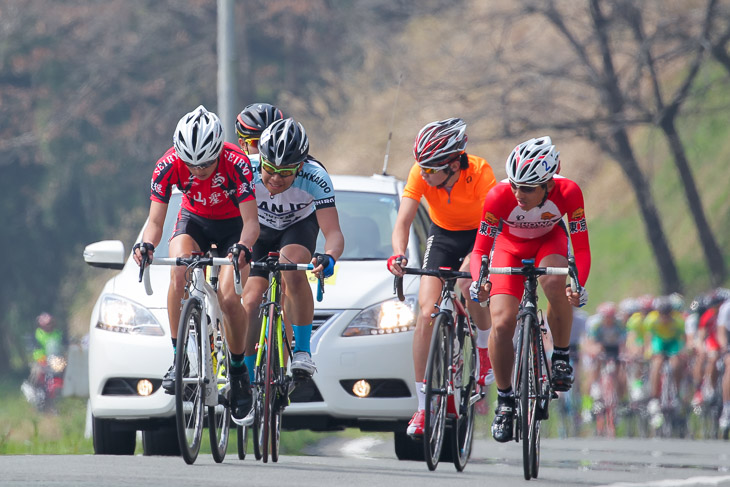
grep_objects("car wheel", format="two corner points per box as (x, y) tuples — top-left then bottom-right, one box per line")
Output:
(92, 416), (136, 455)
(393, 431), (424, 461)
(142, 421), (180, 456)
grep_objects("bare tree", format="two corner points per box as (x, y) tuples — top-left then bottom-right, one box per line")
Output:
(619, 0), (727, 286)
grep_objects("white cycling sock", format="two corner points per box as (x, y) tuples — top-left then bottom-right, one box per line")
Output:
(476, 328), (490, 349)
(416, 381), (425, 410)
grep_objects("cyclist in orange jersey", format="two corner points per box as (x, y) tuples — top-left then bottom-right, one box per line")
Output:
(387, 118), (497, 438)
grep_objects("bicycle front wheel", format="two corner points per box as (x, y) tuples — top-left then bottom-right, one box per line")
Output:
(262, 301), (278, 463)
(209, 320), (231, 463)
(519, 313), (537, 480)
(252, 357), (265, 461)
(451, 317), (477, 472)
(269, 315), (284, 463)
(423, 313), (451, 471)
(175, 298), (205, 465)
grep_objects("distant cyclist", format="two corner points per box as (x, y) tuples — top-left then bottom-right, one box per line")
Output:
(584, 302), (627, 406)
(133, 105), (260, 422)
(644, 295), (685, 415)
(387, 117), (497, 438)
(716, 291), (730, 431)
(469, 136), (591, 443)
(239, 116), (344, 424)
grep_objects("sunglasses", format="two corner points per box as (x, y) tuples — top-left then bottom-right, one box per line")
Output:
(185, 158), (217, 170)
(261, 158), (300, 177)
(510, 181), (541, 193)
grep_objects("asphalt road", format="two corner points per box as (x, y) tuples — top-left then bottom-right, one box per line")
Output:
(3, 437), (729, 486)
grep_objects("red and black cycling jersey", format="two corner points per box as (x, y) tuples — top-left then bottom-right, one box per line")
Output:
(150, 142), (255, 220)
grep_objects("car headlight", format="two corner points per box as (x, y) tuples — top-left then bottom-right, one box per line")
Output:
(342, 295), (417, 337)
(96, 294), (164, 336)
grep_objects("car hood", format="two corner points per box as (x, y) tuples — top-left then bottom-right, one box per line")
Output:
(102, 258), (420, 311)
(312, 260), (418, 310)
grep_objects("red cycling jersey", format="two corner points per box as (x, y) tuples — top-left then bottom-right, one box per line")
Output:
(470, 176), (591, 286)
(150, 142), (255, 220)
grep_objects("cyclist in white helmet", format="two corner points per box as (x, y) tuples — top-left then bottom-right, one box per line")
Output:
(388, 117), (497, 438)
(470, 135), (591, 443)
(133, 105), (260, 422)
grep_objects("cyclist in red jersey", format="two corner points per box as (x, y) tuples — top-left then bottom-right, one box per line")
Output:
(387, 118), (497, 438)
(469, 136), (590, 443)
(133, 105), (260, 421)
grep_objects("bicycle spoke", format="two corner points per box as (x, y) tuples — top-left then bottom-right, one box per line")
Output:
(423, 314), (450, 471)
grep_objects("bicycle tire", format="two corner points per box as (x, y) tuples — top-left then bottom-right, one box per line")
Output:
(519, 312), (536, 480)
(237, 425), (247, 460)
(423, 313), (451, 471)
(530, 321), (549, 479)
(262, 300), (278, 463)
(252, 358), (264, 461)
(175, 297), (205, 465)
(209, 320), (231, 463)
(451, 316), (477, 471)
(270, 312), (283, 463)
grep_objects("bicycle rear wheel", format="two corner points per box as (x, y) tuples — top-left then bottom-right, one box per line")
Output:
(175, 298), (205, 465)
(423, 313), (451, 471)
(451, 317), (477, 472)
(237, 425), (247, 460)
(209, 320), (231, 463)
(519, 313), (536, 480)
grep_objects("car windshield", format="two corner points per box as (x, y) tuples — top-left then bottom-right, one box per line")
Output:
(316, 191), (398, 260)
(155, 190), (398, 260)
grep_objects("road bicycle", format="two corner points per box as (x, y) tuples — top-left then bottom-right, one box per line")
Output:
(485, 256), (580, 480)
(241, 252), (322, 463)
(141, 250), (242, 464)
(593, 353), (619, 437)
(394, 266), (484, 472)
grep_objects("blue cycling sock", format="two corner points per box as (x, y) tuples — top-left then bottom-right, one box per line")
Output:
(292, 324), (312, 354)
(244, 355), (256, 383)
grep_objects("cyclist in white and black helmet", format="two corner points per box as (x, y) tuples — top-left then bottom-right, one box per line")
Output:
(238, 117), (344, 426)
(133, 105), (259, 422)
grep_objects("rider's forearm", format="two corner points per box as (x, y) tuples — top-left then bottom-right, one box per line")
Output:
(239, 219), (260, 250)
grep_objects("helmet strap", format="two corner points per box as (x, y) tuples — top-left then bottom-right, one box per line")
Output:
(436, 165), (457, 190)
(538, 183), (549, 207)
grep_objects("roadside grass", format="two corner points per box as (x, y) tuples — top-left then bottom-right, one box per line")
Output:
(0, 378), (93, 455)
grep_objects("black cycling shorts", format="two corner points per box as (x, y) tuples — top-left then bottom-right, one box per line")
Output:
(250, 212), (320, 278)
(422, 223), (477, 271)
(171, 208), (243, 255)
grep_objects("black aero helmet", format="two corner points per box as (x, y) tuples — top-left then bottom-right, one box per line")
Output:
(259, 118), (309, 166)
(236, 103), (284, 139)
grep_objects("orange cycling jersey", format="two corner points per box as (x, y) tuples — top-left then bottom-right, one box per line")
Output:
(402, 154), (496, 231)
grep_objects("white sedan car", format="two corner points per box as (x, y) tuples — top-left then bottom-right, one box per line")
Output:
(84, 173), (430, 458)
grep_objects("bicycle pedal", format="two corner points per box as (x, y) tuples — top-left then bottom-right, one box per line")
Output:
(551, 391), (559, 399)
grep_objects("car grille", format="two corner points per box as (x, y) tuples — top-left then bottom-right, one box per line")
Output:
(289, 380), (324, 403)
(102, 378), (162, 395)
(312, 310), (341, 331)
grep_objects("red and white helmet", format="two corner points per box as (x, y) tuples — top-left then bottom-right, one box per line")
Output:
(413, 118), (467, 168)
(505, 136), (560, 185)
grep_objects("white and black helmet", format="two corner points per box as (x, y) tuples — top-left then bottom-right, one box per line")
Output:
(259, 118), (309, 166)
(173, 105), (224, 166)
(505, 136), (560, 185)
(413, 118), (468, 167)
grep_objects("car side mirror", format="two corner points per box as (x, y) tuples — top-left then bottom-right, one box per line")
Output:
(83, 240), (126, 270)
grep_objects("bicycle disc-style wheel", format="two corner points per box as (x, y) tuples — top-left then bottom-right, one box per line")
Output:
(237, 425), (247, 460)
(423, 314), (451, 471)
(175, 298), (205, 465)
(209, 321), (231, 463)
(519, 313), (536, 480)
(451, 321), (477, 472)
(270, 315), (283, 463)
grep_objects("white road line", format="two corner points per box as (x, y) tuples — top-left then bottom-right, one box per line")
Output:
(596, 476), (730, 487)
(340, 437), (383, 459)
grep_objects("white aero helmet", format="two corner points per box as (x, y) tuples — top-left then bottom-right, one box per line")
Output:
(505, 136), (560, 185)
(173, 105), (224, 166)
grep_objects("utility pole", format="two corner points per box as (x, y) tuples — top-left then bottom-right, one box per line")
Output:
(217, 0), (237, 143)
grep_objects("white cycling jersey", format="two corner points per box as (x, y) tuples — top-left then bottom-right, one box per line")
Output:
(251, 154), (336, 230)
